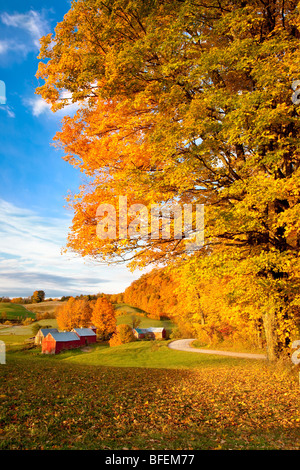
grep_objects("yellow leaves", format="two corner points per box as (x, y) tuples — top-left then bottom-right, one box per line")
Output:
(56, 297), (93, 331)
(34, 0), (300, 358)
(36, 0), (300, 266)
(91, 297), (116, 339)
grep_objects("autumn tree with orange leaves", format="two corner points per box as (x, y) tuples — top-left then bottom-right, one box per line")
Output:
(56, 297), (93, 330)
(91, 296), (116, 340)
(37, 0), (300, 360)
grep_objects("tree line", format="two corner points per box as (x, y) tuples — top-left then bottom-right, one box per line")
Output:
(124, 266), (270, 350)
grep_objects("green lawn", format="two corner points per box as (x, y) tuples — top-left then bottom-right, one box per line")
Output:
(114, 302), (146, 315)
(0, 303), (35, 321)
(58, 340), (247, 369)
(116, 310), (175, 334)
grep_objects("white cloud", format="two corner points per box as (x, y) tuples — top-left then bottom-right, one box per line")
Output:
(25, 97), (51, 117)
(6, 107), (15, 118)
(1, 10), (49, 50)
(0, 40), (9, 54)
(0, 104), (15, 118)
(0, 10), (50, 61)
(0, 199), (142, 297)
(0, 39), (27, 55)
(24, 92), (82, 118)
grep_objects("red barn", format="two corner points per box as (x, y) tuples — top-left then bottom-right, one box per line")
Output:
(133, 327), (167, 340)
(72, 328), (97, 346)
(42, 331), (80, 355)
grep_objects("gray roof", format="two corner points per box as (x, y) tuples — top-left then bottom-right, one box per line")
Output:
(72, 328), (96, 337)
(147, 327), (165, 332)
(46, 331), (80, 342)
(40, 328), (58, 337)
(134, 327), (165, 333)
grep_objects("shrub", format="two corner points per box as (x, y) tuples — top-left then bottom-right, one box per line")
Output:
(22, 317), (34, 326)
(31, 323), (42, 336)
(36, 312), (56, 321)
(109, 324), (136, 347)
(169, 322), (195, 340)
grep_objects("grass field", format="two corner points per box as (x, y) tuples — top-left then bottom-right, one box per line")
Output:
(47, 341), (247, 369)
(1, 304), (300, 450)
(1, 344), (300, 450)
(0, 303), (35, 321)
(116, 307), (175, 335)
(25, 301), (65, 316)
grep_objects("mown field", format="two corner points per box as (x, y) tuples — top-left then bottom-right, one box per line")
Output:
(0, 301), (67, 325)
(0, 303), (35, 321)
(24, 301), (65, 316)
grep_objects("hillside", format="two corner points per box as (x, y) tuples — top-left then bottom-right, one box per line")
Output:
(0, 303), (35, 321)
(1, 347), (300, 450)
(115, 303), (175, 333)
(1, 302), (300, 450)
(25, 300), (66, 316)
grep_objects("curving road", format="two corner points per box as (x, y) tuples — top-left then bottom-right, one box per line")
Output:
(168, 338), (267, 360)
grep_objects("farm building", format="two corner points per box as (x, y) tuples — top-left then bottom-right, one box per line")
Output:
(34, 328), (58, 345)
(41, 327), (97, 354)
(72, 328), (97, 346)
(133, 327), (166, 340)
(42, 331), (80, 354)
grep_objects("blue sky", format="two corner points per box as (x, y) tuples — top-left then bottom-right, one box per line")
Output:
(0, 0), (143, 298)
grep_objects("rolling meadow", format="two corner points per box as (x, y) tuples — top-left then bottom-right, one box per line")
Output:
(1, 301), (300, 450)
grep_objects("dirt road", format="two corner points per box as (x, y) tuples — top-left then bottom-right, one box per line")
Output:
(168, 338), (267, 360)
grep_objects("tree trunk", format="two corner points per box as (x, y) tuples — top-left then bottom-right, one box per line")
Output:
(262, 304), (278, 361)
(255, 318), (263, 349)
(195, 292), (205, 325)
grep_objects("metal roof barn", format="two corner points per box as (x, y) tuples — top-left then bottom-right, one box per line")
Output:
(133, 327), (166, 340)
(72, 328), (97, 345)
(42, 331), (80, 355)
(35, 328), (59, 345)
(72, 328), (96, 337)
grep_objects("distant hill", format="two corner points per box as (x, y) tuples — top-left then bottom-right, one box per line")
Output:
(0, 300), (67, 321)
(0, 302), (35, 320)
(115, 303), (175, 335)
(25, 300), (66, 316)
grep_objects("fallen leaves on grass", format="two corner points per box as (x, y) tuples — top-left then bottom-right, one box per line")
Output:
(1, 358), (300, 450)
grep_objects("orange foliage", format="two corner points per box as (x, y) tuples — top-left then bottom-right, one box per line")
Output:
(109, 324), (136, 347)
(124, 269), (177, 320)
(91, 296), (116, 340)
(36, 0), (300, 359)
(56, 297), (93, 330)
